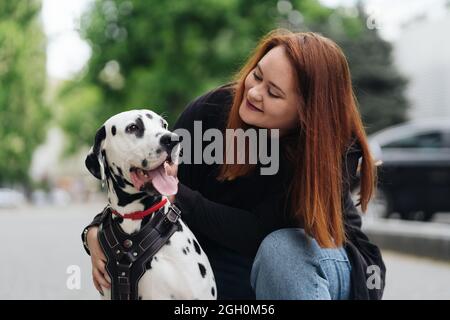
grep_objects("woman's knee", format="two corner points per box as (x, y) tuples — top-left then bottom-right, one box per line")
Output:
(250, 228), (351, 300)
(250, 229), (319, 297)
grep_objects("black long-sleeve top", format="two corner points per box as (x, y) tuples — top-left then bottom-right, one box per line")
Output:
(82, 84), (386, 300)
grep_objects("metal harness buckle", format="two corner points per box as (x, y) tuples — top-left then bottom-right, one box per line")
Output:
(166, 204), (181, 223)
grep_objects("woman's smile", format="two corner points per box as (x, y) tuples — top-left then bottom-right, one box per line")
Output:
(246, 98), (263, 112)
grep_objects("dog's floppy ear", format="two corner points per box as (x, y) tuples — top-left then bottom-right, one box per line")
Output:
(85, 125), (106, 180)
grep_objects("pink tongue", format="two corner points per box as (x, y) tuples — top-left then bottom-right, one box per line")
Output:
(130, 165), (178, 195)
(148, 165), (178, 195)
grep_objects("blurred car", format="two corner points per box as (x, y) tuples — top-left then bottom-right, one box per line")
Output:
(358, 119), (450, 221)
(0, 188), (26, 208)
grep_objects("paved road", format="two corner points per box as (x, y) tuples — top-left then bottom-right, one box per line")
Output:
(0, 202), (449, 300)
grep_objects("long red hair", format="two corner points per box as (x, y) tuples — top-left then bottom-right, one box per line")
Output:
(217, 29), (376, 248)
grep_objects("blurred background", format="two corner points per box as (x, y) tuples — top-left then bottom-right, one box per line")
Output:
(0, 0), (449, 299)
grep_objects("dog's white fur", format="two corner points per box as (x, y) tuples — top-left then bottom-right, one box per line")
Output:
(88, 110), (216, 300)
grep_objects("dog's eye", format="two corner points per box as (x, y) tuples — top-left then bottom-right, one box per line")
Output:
(161, 120), (168, 129)
(126, 124), (138, 133)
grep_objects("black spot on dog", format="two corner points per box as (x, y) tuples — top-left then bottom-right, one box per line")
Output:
(154, 256), (158, 261)
(146, 113), (153, 120)
(140, 195), (162, 212)
(193, 239), (201, 255)
(187, 238), (191, 244)
(112, 172), (126, 188)
(111, 125), (116, 136)
(141, 159), (148, 168)
(156, 148), (162, 154)
(103, 153), (150, 207)
(85, 126), (106, 180)
(145, 260), (152, 270)
(211, 287), (215, 297)
(135, 117), (145, 138)
(182, 248), (187, 255)
(198, 263), (207, 278)
(93, 126), (106, 155)
(186, 246), (190, 253)
(124, 179), (134, 187)
(109, 177), (147, 207)
(166, 239), (171, 245)
(111, 169), (134, 188)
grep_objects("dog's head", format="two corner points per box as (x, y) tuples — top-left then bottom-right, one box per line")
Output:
(85, 109), (181, 196)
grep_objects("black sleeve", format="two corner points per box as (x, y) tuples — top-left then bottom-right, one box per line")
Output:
(171, 93), (208, 191)
(80, 207), (108, 256)
(171, 87), (294, 257)
(171, 85), (233, 191)
(171, 88), (365, 257)
(175, 183), (292, 257)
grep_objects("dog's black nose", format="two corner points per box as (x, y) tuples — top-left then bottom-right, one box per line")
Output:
(159, 133), (181, 152)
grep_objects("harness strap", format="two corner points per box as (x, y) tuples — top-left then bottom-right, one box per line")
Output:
(98, 203), (182, 300)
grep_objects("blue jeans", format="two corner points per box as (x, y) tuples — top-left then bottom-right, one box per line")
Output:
(250, 228), (352, 300)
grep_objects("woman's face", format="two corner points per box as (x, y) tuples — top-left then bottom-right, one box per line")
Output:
(239, 46), (300, 136)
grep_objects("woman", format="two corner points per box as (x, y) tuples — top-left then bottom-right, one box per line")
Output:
(82, 29), (386, 300)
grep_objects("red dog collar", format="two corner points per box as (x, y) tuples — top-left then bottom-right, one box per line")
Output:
(111, 197), (168, 220)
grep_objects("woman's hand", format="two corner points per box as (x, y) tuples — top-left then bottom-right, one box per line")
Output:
(86, 226), (111, 294)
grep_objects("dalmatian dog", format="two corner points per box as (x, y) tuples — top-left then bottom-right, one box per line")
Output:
(85, 109), (216, 300)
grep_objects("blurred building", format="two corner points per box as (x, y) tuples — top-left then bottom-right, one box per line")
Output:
(393, 12), (450, 120)
(29, 127), (100, 203)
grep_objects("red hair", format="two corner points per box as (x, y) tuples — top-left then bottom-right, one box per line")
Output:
(217, 29), (376, 248)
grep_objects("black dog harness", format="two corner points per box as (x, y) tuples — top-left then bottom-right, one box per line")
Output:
(98, 200), (182, 300)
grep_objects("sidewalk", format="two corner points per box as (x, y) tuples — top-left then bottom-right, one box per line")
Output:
(0, 202), (449, 299)
(381, 250), (450, 299)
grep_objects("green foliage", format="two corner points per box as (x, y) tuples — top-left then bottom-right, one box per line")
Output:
(0, 0), (49, 184)
(59, 0), (281, 148)
(290, 1), (409, 133)
(59, 0), (408, 151)
(337, 29), (409, 133)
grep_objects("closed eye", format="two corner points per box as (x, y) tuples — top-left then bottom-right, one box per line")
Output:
(253, 71), (280, 98)
(161, 119), (168, 129)
(253, 71), (262, 82)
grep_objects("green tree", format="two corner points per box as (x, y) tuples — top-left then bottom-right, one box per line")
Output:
(0, 0), (49, 185)
(59, 0), (408, 151)
(288, 1), (409, 133)
(58, 0), (281, 151)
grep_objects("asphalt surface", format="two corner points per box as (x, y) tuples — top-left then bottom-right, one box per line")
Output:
(0, 202), (449, 300)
